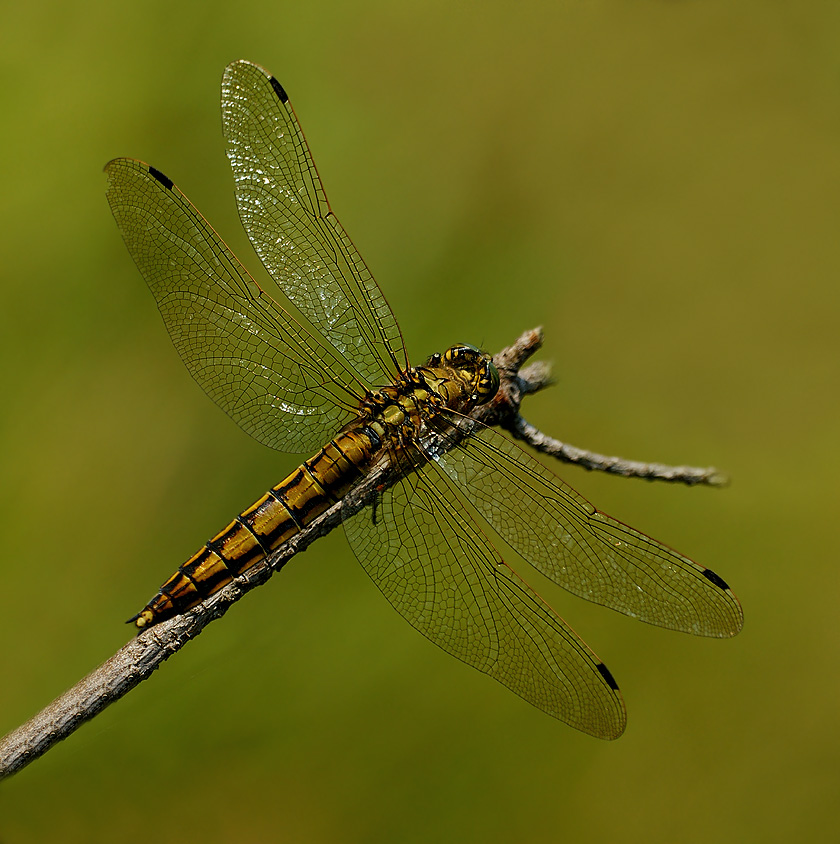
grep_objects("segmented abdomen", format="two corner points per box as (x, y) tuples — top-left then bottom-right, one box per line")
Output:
(132, 429), (376, 628)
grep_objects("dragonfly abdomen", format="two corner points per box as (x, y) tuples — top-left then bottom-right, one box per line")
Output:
(131, 348), (497, 629)
(131, 429), (377, 629)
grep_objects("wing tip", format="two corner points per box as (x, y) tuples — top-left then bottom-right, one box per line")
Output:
(700, 566), (744, 637)
(590, 663), (626, 740)
(103, 158), (173, 192)
(224, 59), (287, 103)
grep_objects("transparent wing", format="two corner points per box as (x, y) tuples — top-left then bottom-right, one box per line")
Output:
(105, 157), (368, 454)
(222, 59), (407, 387)
(436, 424), (743, 637)
(343, 452), (627, 739)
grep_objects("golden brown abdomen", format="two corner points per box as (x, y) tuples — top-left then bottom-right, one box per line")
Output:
(131, 429), (376, 628)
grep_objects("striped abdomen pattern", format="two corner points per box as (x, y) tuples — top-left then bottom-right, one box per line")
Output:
(131, 344), (499, 630)
(131, 429), (376, 628)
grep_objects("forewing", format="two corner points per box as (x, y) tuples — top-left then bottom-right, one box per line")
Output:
(343, 453), (627, 739)
(436, 425), (743, 637)
(105, 157), (365, 454)
(222, 60), (407, 387)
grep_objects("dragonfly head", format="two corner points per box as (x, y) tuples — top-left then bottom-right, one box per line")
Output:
(441, 344), (500, 405)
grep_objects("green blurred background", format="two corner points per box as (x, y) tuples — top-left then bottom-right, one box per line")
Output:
(2, 0), (839, 841)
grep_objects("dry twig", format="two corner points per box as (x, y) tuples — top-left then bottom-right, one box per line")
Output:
(0, 328), (726, 781)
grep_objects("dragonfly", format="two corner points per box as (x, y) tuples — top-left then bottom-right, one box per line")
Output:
(105, 59), (742, 740)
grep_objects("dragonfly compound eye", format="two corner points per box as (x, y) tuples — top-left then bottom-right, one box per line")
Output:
(443, 343), (481, 366)
(480, 359), (500, 402)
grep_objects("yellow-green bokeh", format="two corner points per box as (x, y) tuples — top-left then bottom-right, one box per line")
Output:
(2, 1), (838, 842)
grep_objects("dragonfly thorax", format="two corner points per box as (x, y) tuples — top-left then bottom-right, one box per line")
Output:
(353, 345), (498, 448)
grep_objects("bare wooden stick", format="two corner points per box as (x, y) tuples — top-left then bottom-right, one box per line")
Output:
(0, 328), (726, 781)
(479, 327), (728, 487)
(0, 464), (390, 783)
